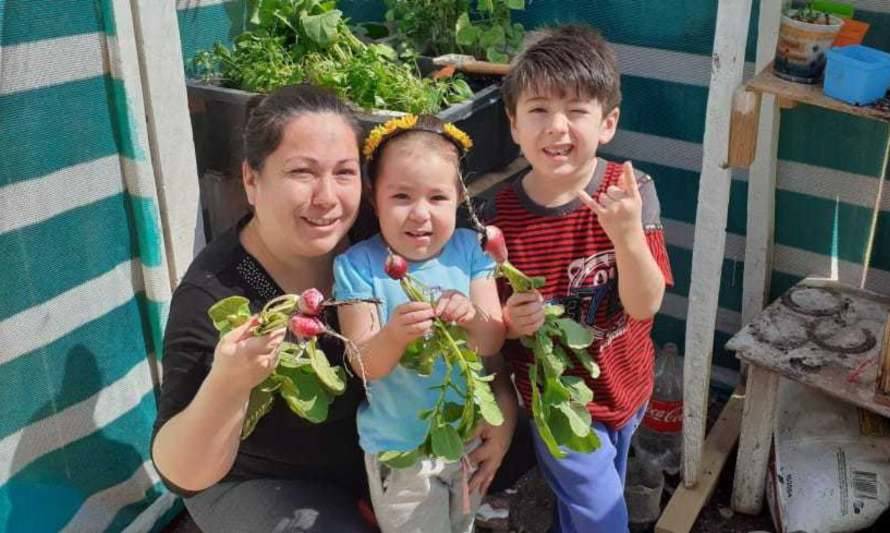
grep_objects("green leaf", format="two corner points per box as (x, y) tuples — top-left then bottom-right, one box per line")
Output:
(277, 342), (306, 367)
(531, 276), (546, 289)
(542, 377), (571, 405)
(307, 339), (346, 395)
(278, 370), (329, 423)
(478, 0), (495, 12)
(431, 424), (464, 461)
(241, 381), (275, 439)
(473, 382), (504, 426)
(379, 449), (420, 469)
(544, 304), (565, 317)
(564, 430), (601, 453)
(530, 366), (566, 459)
(301, 10), (342, 46)
(455, 13), (479, 47)
(442, 402), (464, 423)
(207, 296), (251, 335)
(572, 348), (601, 379)
(479, 26), (506, 50)
(562, 376), (594, 404)
(557, 401), (592, 437)
(506, 0), (525, 9)
(555, 318), (594, 349)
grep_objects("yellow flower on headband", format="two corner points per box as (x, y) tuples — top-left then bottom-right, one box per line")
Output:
(362, 114), (474, 160)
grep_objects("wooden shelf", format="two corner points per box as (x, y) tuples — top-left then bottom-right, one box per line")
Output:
(745, 64), (890, 123)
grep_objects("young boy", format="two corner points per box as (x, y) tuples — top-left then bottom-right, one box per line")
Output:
(486, 25), (674, 532)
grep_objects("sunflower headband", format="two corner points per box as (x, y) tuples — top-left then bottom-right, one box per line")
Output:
(362, 114), (474, 161)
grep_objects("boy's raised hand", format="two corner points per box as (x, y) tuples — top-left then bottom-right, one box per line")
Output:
(384, 301), (435, 347)
(577, 161), (643, 245)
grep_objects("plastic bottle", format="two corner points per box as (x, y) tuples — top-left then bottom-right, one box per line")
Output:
(633, 342), (683, 476)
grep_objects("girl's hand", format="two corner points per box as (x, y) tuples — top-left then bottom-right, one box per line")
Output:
(384, 301), (435, 347)
(577, 161), (644, 246)
(210, 318), (285, 393)
(504, 290), (545, 338)
(435, 290), (476, 325)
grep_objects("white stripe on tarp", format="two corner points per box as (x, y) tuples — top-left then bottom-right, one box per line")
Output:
(176, 0), (239, 10)
(661, 291), (742, 335)
(607, 129), (704, 173)
(662, 217), (890, 295)
(0, 260), (142, 365)
(0, 33), (108, 96)
(615, 42), (755, 87)
(854, 1), (890, 14)
(122, 492), (178, 533)
(0, 358), (154, 485)
(61, 460), (161, 533)
(0, 156), (124, 234)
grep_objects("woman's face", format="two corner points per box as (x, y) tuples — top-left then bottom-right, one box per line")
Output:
(243, 112), (362, 259)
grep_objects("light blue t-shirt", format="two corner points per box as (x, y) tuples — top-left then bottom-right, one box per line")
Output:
(333, 228), (495, 453)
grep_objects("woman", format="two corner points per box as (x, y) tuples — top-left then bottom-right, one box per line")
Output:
(151, 84), (518, 532)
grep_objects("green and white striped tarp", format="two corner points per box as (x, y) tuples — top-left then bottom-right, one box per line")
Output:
(1, 0), (177, 531)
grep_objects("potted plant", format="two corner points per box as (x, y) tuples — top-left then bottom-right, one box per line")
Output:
(774, 1), (844, 84)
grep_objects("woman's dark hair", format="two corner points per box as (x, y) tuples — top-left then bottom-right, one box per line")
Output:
(243, 83), (363, 171)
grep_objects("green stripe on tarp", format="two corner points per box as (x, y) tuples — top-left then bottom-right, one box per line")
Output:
(0, 194), (138, 322)
(778, 105), (889, 177)
(651, 313), (739, 370)
(129, 195), (163, 268)
(775, 189), (875, 265)
(0, 296), (151, 440)
(665, 244), (744, 314)
(620, 76), (708, 144)
(0, 76), (136, 186)
(0, 0), (115, 46)
(871, 211), (890, 273)
(0, 393), (157, 533)
(859, 10), (890, 51)
(177, 1), (246, 72)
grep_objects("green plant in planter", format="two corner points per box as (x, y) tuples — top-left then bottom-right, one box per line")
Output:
(192, 0), (472, 113)
(384, 0), (525, 63)
(785, 1), (842, 24)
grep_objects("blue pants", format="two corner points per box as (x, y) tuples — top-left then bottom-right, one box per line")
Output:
(531, 405), (646, 533)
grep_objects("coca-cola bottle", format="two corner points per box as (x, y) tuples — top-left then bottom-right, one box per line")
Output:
(633, 342), (683, 476)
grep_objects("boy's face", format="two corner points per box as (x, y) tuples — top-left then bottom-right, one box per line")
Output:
(372, 144), (459, 262)
(509, 89), (619, 183)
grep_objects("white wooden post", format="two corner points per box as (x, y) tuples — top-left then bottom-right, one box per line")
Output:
(741, 1), (783, 326)
(131, 0), (204, 287)
(683, 0), (753, 487)
(731, 366), (780, 513)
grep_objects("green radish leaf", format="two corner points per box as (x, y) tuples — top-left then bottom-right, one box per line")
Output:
(562, 376), (594, 404)
(556, 401), (592, 437)
(530, 365), (566, 459)
(379, 449), (420, 469)
(241, 381), (275, 439)
(506, 0), (525, 9)
(431, 424), (464, 461)
(208, 296), (251, 335)
(307, 339), (346, 395)
(544, 304), (565, 317)
(278, 342), (305, 367)
(474, 382), (504, 426)
(555, 318), (594, 349)
(564, 428), (601, 453)
(279, 370), (329, 423)
(572, 348), (601, 379)
(442, 402), (464, 423)
(542, 377), (571, 405)
(530, 276), (546, 289)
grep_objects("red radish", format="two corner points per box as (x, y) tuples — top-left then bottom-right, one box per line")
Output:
(298, 288), (324, 316)
(289, 315), (326, 338)
(384, 253), (408, 280)
(482, 225), (508, 264)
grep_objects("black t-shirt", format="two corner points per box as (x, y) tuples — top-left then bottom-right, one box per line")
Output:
(151, 219), (366, 497)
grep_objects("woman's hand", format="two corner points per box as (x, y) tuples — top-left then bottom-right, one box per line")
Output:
(435, 290), (476, 325)
(210, 318), (285, 393)
(382, 301), (435, 348)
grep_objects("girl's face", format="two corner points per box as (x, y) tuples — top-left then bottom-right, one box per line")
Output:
(373, 143), (459, 261)
(243, 112), (361, 259)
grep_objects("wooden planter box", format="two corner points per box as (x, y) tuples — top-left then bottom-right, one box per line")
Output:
(187, 79), (518, 240)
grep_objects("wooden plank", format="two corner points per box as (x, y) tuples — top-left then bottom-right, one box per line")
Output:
(655, 387), (744, 533)
(683, 0), (753, 488)
(731, 366), (779, 514)
(132, 0), (204, 286)
(741, 0), (782, 327)
(876, 312), (890, 397)
(747, 64), (890, 123)
(727, 89), (761, 169)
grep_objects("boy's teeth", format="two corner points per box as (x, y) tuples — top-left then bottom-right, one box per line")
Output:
(544, 146), (571, 156)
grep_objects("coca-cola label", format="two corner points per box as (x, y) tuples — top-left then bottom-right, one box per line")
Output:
(642, 399), (683, 433)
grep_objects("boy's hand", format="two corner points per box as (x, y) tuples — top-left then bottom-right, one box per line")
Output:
(435, 290), (476, 325)
(384, 301), (435, 347)
(577, 161), (644, 246)
(504, 291), (545, 338)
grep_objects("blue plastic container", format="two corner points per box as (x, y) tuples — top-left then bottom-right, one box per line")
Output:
(823, 45), (890, 106)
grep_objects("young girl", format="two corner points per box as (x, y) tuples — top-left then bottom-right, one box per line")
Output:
(334, 115), (506, 533)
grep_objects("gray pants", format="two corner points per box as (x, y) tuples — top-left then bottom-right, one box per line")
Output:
(184, 478), (373, 533)
(365, 442), (482, 533)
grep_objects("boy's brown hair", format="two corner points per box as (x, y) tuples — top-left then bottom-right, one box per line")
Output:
(501, 25), (621, 116)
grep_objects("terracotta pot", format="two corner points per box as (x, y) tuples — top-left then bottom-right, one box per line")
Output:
(774, 11), (844, 84)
